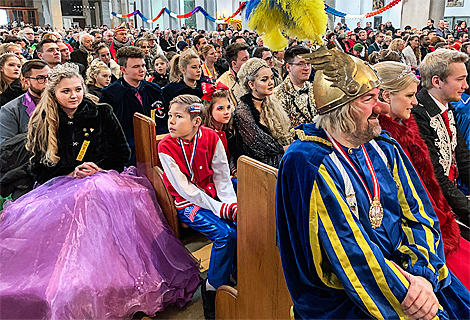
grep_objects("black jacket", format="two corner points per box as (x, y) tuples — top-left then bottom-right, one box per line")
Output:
(0, 79), (24, 107)
(413, 89), (470, 227)
(162, 80), (205, 110)
(0, 133), (33, 199)
(99, 78), (165, 165)
(70, 49), (89, 69)
(151, 71), (169, 88)
(87, 84), (103, 99)
(31, 98), (130, 184)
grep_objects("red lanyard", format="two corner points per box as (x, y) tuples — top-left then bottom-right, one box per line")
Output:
(325, 130), (380, 204)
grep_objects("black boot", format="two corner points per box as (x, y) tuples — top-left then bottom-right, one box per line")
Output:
(201, 279), (216, 320)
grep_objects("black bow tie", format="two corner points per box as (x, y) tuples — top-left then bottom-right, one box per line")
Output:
(298, 88), (309, 95)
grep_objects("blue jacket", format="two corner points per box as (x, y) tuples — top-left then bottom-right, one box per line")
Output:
(100, 78), (166, 165)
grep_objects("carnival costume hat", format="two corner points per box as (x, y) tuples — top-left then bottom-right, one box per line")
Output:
(244, 0), (327, 51)
(300, 47), (381, 115)
(237, 58), (269, 94)
(114, 22), (129, 32)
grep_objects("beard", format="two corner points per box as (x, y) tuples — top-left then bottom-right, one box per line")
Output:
(346, 115), (382, 147)
(29, 85), (44, 97)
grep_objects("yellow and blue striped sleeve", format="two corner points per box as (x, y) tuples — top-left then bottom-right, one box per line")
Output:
(389, 143), (450, 290)
(313, 164), (412, 319)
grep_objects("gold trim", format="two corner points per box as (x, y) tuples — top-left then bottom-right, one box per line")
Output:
(291, 129), (332, 146)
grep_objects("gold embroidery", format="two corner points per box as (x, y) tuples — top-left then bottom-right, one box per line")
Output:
(291, 129), (332, 146)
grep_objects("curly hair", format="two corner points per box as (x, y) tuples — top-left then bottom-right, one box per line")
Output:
(237, 58), (293, 145)
(86, 60), (110, 85)
(26, 63), (87, 166)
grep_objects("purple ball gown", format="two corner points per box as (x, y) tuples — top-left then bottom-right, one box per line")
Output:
(0, 167), (200, 319)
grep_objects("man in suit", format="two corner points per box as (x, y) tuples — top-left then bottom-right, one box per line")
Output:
(0, 60), (49, 144)
(367, 32), (384, 55)
(413, 49), (470, 236)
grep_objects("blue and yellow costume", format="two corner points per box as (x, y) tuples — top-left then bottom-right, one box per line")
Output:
(276, 123), (470, 319)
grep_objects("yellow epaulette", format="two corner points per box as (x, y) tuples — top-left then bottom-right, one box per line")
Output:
(291, 129), (332, 147)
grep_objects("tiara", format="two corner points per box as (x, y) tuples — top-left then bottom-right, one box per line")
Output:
(0, 51), (19, 59)
(189, 103), (202, 113)
(49, 62), (80, 78)
(395, 65), (413, 80)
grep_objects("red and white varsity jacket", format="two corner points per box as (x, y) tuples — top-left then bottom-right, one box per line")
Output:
(158, 126), (237, 220)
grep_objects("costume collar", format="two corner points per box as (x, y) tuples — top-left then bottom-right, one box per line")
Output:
(428, 92), (448, 114)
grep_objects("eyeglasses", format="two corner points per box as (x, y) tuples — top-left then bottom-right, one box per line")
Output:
(289, 62), (310, 68)
(264, 56), (273, 61)
(26, 76), (48, 84)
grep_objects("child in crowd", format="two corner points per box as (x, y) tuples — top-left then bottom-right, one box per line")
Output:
(201, 82), (237, 177)
(162, 49), (206, 109)
(86, 60), (111, 99)
(158, 94), (237, 319)
(149, 54), (169, 87)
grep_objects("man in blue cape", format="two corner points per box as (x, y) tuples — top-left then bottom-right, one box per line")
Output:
(276, 47), (470, 320)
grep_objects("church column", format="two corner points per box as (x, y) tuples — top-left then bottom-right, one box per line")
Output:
(141, 0), (153, 29)
(50, 0), (63, 29)
(101, 0), (112, 27)
(324, 0), (335, 31)
(204, 0), (216, 31)
(429, 0), (446, 24)
(401, 0), (430, 29)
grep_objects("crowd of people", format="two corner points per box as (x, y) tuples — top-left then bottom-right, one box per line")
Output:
(0, 15), (469, 320)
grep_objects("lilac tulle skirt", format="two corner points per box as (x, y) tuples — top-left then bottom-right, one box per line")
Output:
(0, 167), (201, 319)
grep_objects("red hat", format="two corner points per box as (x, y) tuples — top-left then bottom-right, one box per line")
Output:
(347, 31), (354, 36)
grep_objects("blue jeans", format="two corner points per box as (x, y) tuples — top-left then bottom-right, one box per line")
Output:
(178, 205), (237, 288)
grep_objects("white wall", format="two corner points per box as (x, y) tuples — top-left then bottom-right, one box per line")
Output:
(334, 0), (403, 30)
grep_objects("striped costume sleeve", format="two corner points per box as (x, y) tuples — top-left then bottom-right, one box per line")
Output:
(313, 164), (412, 319)
(389, 143), (450, 291)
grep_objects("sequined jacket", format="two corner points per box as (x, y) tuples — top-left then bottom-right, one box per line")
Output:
(273, 75), (316, 128)
(413, 89), (470, 227)
(231, 94), (285, 169)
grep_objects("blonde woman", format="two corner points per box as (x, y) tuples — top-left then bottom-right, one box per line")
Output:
(389, 38), (406, 64)
(0, 52), (23, 106)
(0, 63), (200, 319)
(86, 60), (111, 99)
(162, 49), (203, 108)
(200, 44), (219, 84)
(231, 58), (292, 169)
(375, 61), (470, 290)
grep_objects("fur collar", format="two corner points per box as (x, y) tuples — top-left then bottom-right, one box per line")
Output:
(379, 114), (460, 254)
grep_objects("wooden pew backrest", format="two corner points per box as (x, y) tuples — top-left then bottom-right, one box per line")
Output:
(133, 113), (180, 237)
(216, 156), (292, 319)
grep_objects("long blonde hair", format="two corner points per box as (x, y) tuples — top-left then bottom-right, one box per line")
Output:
(26, 63), (87, 166)
(169, 49), (199, 82)
(238, 58), (293, 145)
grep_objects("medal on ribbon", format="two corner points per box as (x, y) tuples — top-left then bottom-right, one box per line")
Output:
(325, 130), (384, 229)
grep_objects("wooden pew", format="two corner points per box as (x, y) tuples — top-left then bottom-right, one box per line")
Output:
(133, 113), (181, 238)
(216, 156), (292, 319)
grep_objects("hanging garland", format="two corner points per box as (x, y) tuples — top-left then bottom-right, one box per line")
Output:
(111, 2), (246, 24)
(224, 2), (246, 22)
(112, 0), (401, 25)
(324, 0), (402, 19)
